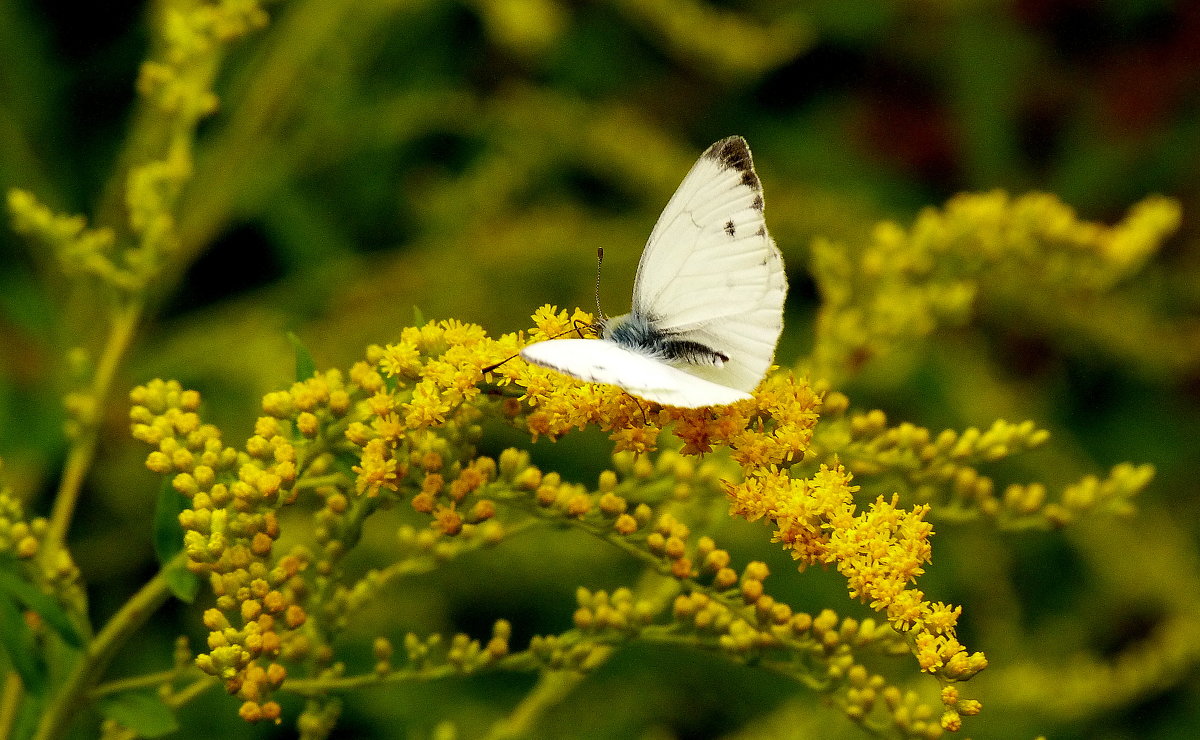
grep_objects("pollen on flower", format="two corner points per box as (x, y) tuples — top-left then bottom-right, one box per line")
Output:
(529, 305), (573, 339)
(353, 439), (399, 497)
(433, 504), (463, 535)
(614, 513), (638, 534)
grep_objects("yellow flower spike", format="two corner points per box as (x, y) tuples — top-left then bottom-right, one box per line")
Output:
(956, 698), (982, 715)
(113, 183), (1177, 738)
(598, 492), (627, 516)
(614, 514), (638, 535)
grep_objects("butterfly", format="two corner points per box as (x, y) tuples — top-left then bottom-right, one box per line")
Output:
(520, 136), (787, 408)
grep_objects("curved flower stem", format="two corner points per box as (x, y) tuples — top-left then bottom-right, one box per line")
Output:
(90, 666), (197, 699)
(0, 672), (22, 740)
(484, 669), (589, 740)
(283, 654), (542, 697)
(47, 298), (144, 550)
(33, 551), (185, 740)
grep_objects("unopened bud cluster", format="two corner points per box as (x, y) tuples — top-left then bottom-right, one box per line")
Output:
(0, 474), (44, 562)
(131, 376), (359, 717)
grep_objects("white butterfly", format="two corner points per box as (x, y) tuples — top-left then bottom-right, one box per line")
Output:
(521, 136), (787, 408)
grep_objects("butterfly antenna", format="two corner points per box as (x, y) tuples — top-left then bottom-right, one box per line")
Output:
(634, 396), (649, 426)
(594, 247), (607, 325)
(482, 323), (589, 374)
(480, 356), (514, 375)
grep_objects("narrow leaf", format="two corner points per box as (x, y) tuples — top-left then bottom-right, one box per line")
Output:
(153, 476), (185, 565)
(98, 690), (180, 738)
(412, 305), (425, 326)
(164, 561), (201, 604)
(0, 570), (83, 648)
(0, 592), (46, 694)
(287, 331), (316, 381)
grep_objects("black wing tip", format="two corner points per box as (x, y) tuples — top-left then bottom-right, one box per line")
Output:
(705, 136), (760, 189)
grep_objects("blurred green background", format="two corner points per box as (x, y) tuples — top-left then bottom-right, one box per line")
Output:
(2, 0), (1199, 738)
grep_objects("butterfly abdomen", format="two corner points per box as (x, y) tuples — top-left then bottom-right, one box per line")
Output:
(604, 313), (728, 368)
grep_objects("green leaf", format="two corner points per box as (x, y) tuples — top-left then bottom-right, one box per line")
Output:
(152, 479), (201, 601)
(332, 447), (362, 479)
(0, 569), (83, 649)
(98, 690), (180, 738)
(164, 561), (200, 604)
(0, 592), (46, 694)
(287, 331), (316, 381)
(153, 476), (185, 565)
(412, 305), (425, 326)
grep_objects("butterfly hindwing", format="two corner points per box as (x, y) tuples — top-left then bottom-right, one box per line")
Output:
(520, 339), (751, 407)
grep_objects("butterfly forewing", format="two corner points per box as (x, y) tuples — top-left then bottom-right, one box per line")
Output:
(629, 136), (786, 392)
(631, 137), (782, 331)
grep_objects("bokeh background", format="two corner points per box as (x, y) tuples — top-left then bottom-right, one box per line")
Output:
(2, 0), (1199, 738)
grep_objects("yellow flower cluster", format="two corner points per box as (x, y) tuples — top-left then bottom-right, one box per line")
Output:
(490, 437), (977, 734)
(811, 402), (1155, 528)
(485, 305), (821, 463)
(130, 377), (344, 721)
(471, 308), (983, 692)
(127, 307), (988, 730)
(620, 0), (813, 80)
(345, 319), (515, 541)
(347, 311), (810, 544)
(7, 4), (273, 298)
(127, 0), (270, 265)
(724, 460), (983, 681)
(5, 189), (126, 288)
(0, 466), (43, 562)
(810, 190), (1181, 384)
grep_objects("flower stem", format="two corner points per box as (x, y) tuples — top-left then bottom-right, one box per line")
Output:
(0, 672), (23, 740)
(47, 299), (144, 550)
(33, 552), (184, 740)
(90, 667), (194, 699)
(484, 670), (588, 740)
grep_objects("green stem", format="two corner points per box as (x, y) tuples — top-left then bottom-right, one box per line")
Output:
(90, 666), (196, 699)
(164, 676), (215, 709)
(484, 670), (587, 740)
(47, 299), (144, 550)
(284, 654), (540, 697)
(33, 552), (184, 740)
(0, 671), (22, 740)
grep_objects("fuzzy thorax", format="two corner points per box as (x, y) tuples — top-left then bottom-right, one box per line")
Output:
(602, 313), (728, 367)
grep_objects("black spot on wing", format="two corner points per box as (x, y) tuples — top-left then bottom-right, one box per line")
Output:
(709, 136), (752, 172)
(706, 137), (761, 188)
(724, 220), (736, 237)
(752, 194), (764, 211)
(755, 225), (766, 237)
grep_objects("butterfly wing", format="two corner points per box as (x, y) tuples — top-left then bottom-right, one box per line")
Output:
(628, 136), (786, 392)
(520, 339), (751, 408)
